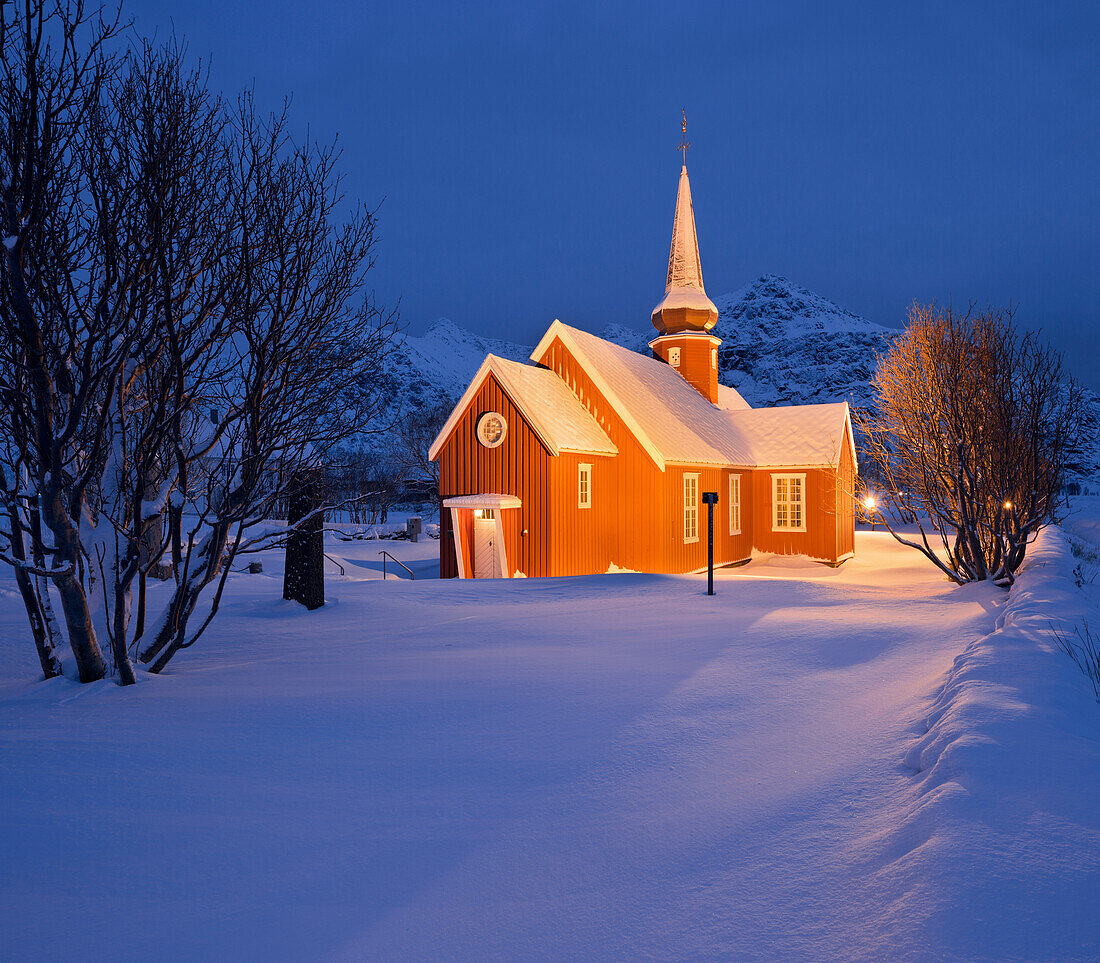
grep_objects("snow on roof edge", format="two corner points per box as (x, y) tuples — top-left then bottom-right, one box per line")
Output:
(531, 320), (667, 471)
(428, 352), (617, 462)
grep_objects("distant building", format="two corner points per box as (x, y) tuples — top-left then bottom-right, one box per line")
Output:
(429, 160), (857, 578)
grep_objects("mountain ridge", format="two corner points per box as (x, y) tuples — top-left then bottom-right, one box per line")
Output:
(376, 274), (1100, 483)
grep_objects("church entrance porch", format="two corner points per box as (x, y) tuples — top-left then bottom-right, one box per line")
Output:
(443, 494), (521, 579)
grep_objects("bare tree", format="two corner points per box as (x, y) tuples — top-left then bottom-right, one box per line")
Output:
(857, 303), (1082, 585)
(1, 3), (395, 682)
(87, 39), (239, 683)
(0, 0), (127, 681)
(136, 103), (394, 673)
(395, 396), (452, 490)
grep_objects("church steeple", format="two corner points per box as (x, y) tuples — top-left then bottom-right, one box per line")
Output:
(651, 123), (719, 335)
(649, 116), (722, 404)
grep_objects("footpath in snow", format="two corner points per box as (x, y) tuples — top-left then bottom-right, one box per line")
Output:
(0, 529), (1097, 960)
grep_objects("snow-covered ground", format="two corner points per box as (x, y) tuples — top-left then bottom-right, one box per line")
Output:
(1, 522), (1098, 960)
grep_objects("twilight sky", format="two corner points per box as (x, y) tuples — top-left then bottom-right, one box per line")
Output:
(129, 0), (1100, 385)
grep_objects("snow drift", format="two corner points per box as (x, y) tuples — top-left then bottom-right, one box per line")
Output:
(882, 527), (1100, 959)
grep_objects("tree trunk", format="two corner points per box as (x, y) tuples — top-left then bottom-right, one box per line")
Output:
(168, 501), (183, 578)
(52, 570), (106, 682)
(134, 510), (165, 637)
(139, 520), (231, 668)
(1, 481), (61, 679)
(283, 468), (325, 611)
(111, 554), (138, 686)
(15, 566), (60, 679)
(28, 502), (64, 674)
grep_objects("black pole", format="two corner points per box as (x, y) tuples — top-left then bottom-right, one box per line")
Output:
(702, 491), (718, 596)
(707, 504), (714, 595)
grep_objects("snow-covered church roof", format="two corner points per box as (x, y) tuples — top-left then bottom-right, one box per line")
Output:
(428, 354), (618, 460)
(728, 403), (857, 469)
(531, 321), (855, 472)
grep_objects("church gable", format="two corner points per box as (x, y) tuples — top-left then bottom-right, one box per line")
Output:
(429, 354), (615, 462)
(532, 332), (660, 469)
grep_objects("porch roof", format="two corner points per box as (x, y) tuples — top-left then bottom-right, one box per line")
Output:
(443, 494), (522, 510)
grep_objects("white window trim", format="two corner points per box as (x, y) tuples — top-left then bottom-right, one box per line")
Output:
(669, 346), (681, 368)
(578, 463), (592, 509)
(476, 411), (507, 449)
(771, 472), (807, 533)
(683, 472), (699, 544)
(729, 473), (741, 536)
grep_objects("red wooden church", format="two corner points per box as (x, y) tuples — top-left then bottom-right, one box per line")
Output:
(429, 158), (857, 579)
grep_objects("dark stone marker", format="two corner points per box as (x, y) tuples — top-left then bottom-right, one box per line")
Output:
(283, 468), (325, 610)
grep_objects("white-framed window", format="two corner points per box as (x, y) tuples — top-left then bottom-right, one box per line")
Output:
(711, 348), (718, 368)
(668, 346), (681, 368)
(476, 411), (507, 448)
(683, 473), (699, 543)
(578, 463), (592, 509)
(729, 473), (741, 536)
(772, 473), (806, 532)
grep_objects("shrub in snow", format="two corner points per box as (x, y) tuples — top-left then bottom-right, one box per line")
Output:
(858, 303), (1082, 586)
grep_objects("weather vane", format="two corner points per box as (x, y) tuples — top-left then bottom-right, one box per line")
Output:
(679, 107), (691, 166)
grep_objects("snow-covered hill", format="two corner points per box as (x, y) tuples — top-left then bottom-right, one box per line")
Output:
(380, 317), (532, 415)
(709, 274), (895, 408)
(380, 275), (1100, 482)
(600, 276), (895, 409)
(388, 275), (891, 415)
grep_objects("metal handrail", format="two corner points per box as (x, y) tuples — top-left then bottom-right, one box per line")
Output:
(379, 550), (415, 580)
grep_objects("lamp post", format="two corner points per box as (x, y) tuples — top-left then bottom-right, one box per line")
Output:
(702, 491), (719, 595)
(863, 495), (877, 532)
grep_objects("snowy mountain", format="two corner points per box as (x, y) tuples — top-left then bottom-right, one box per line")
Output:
(709, 275), (895, 408)
(379, 276), (1100, 483)
(380, 317), (532, 415)
(601, 274), (896, 409)
(389, 275), (894, 416)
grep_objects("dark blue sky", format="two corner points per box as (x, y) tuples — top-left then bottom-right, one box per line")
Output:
(130, 1), (1100, 384)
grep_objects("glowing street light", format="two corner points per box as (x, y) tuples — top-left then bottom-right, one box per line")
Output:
(1003, 500), (1013, 511)
(863, 494), (878, 532)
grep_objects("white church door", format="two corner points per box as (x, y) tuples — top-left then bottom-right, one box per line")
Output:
(473, 512), (502, 578)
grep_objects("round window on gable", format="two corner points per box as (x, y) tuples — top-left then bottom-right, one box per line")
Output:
(476, 411), (507, 448)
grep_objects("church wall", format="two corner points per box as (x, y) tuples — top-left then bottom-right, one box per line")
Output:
(836, 427), (856, 559)
(437, 373), (553, 577)
(749, 466), (841, 562)
(537, 337), (751, 576)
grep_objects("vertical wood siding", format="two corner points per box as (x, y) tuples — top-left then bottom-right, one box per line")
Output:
(750, 461), (851, 563)
(836, 427), (856, 558)
(437, 373), (552, 577)
(651, 335), (718, 404)
(437, 339), (856, 577)
(538, 338), (752, 575)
